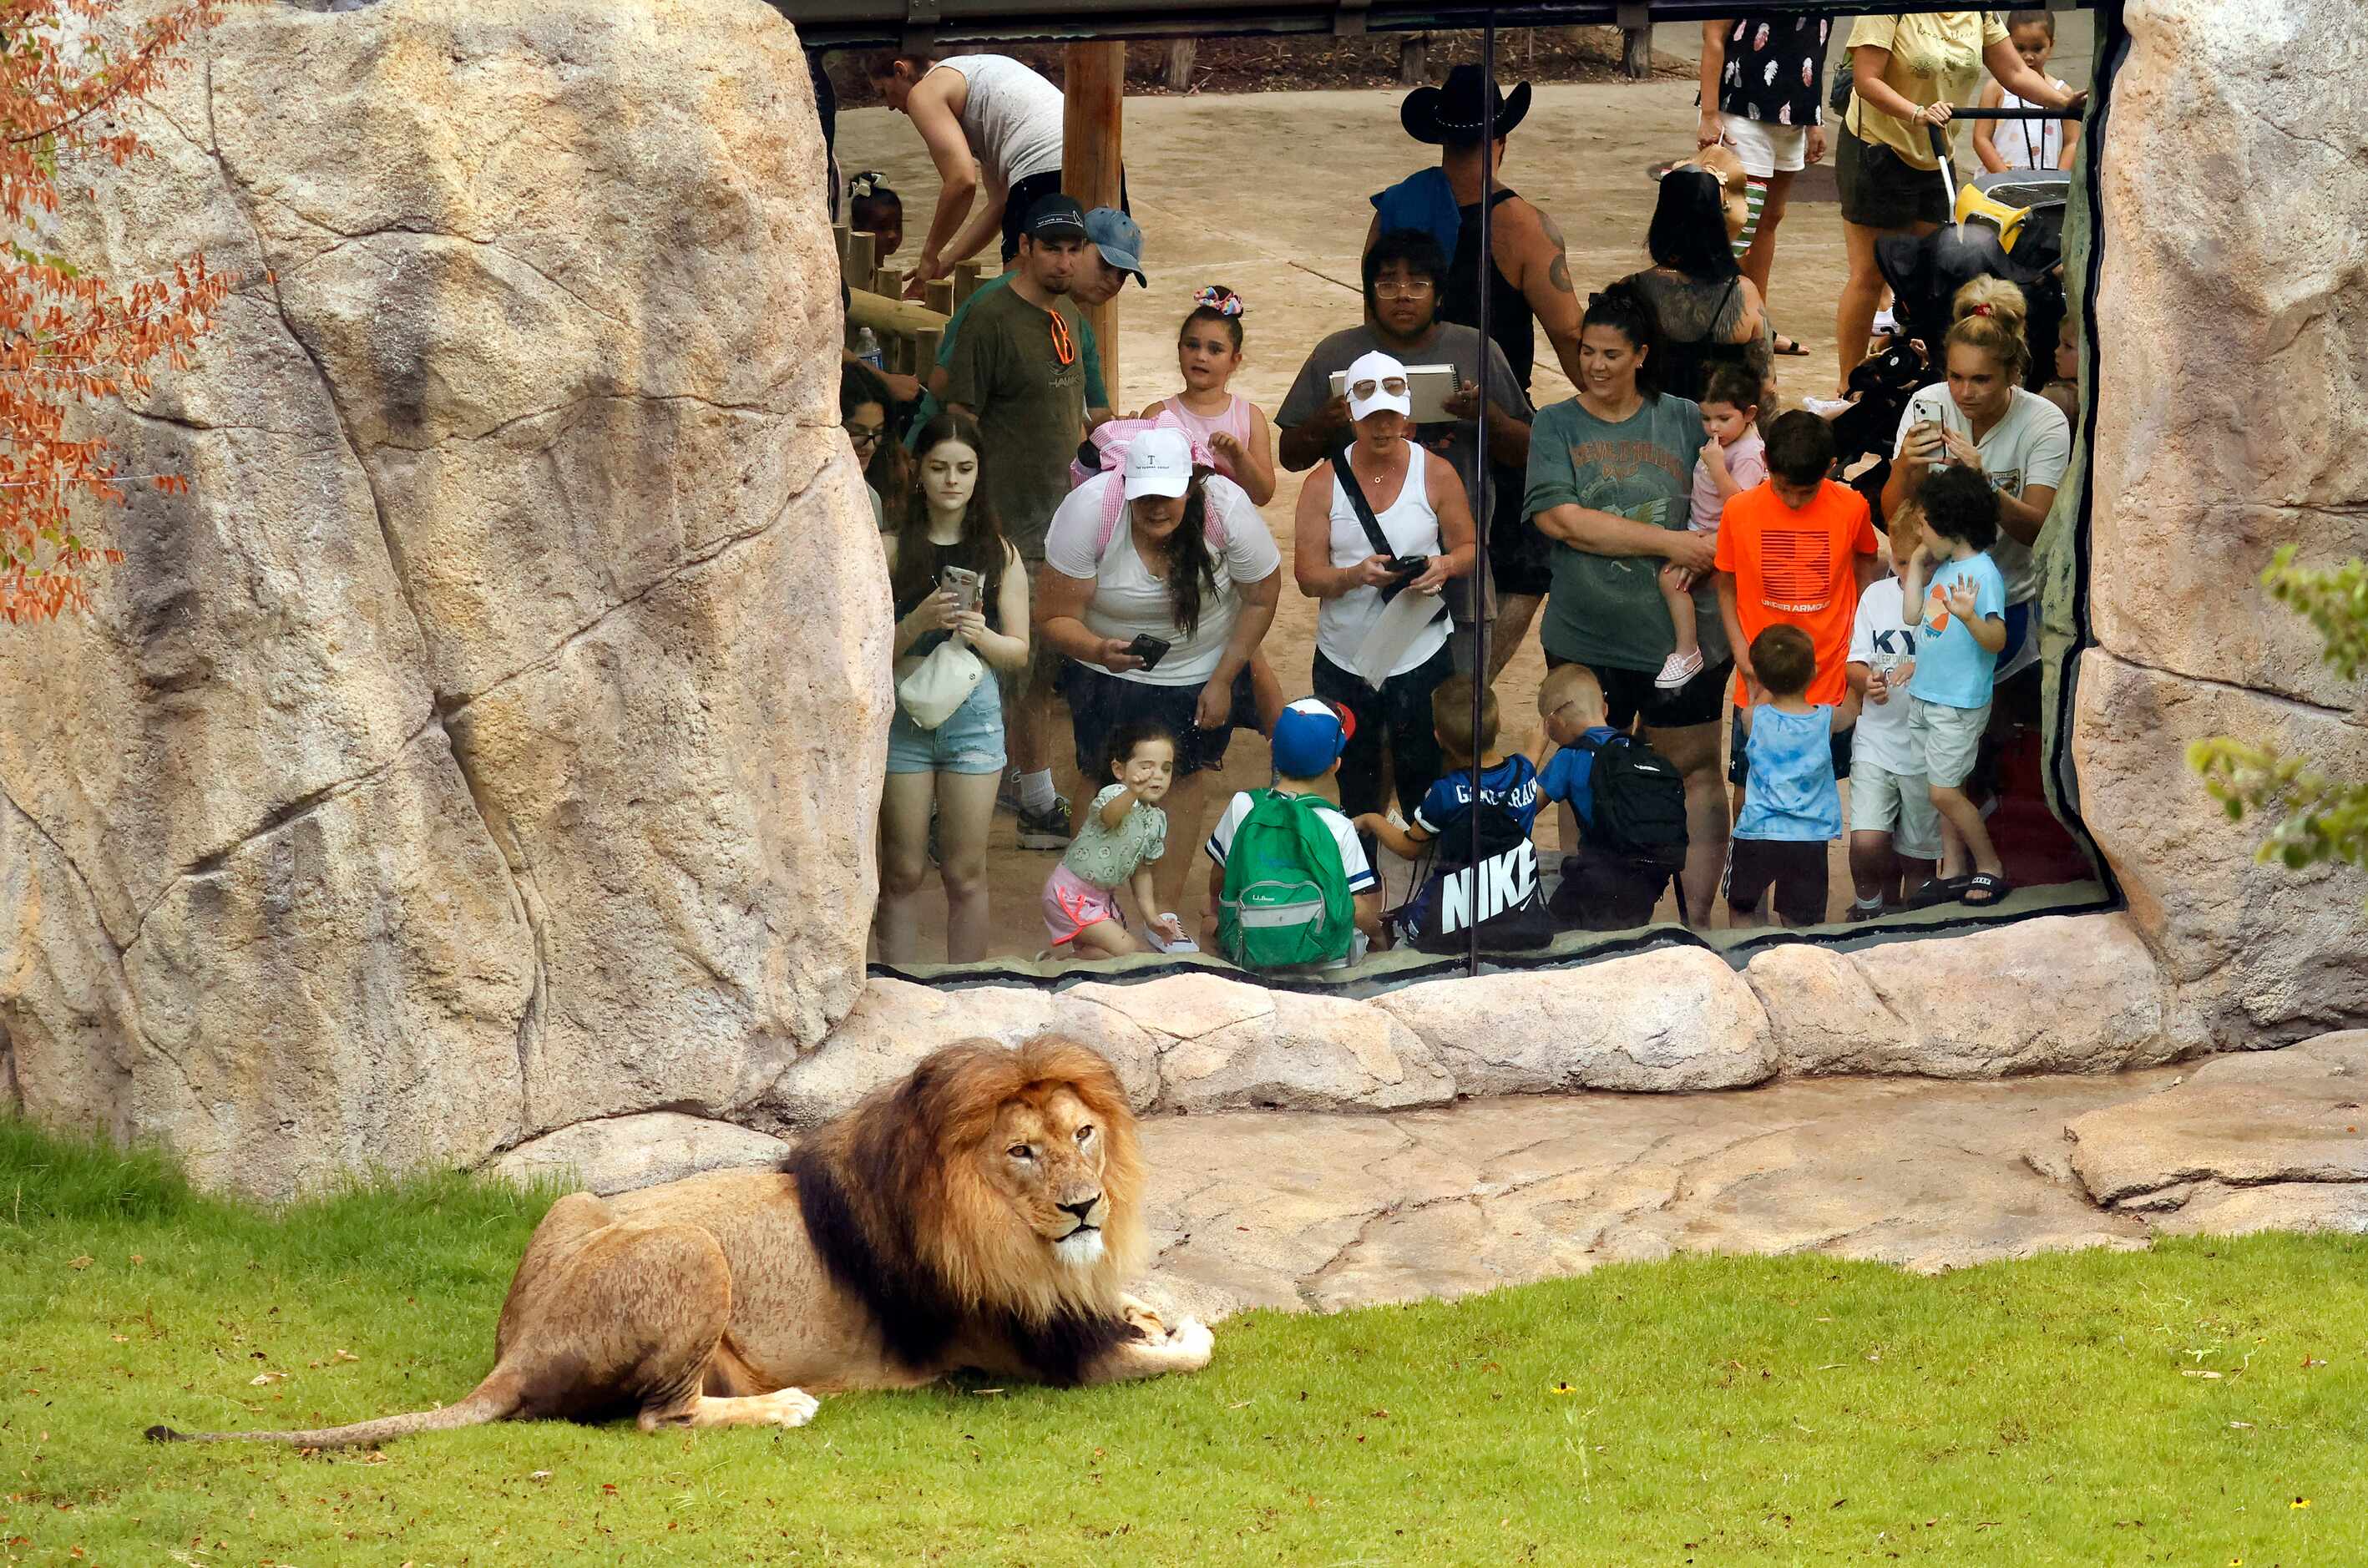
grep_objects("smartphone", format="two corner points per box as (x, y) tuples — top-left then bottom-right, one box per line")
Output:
(1125, 632), (1171, 671)
(1385, 554), (1429, 579)
(940, 564), (982, 615)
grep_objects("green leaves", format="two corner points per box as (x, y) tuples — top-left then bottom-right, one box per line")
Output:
(2189, 552), (2368, 902)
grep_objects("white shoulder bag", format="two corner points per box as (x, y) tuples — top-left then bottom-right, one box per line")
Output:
(895, 636), (984, 731)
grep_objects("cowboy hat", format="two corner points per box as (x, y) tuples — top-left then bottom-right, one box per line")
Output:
(1400, 63), (1531, 144)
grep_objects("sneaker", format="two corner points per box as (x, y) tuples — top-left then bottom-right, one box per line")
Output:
(1653, 647), (1704, 691)
(1015, 798), (1073, 850)
(1845, 899), (1885, 923)
(1872, 306), (1900, 336)
(1145, 915), (1198, 955)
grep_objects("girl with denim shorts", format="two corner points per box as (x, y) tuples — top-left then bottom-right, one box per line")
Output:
(878, 412), (1031, 964)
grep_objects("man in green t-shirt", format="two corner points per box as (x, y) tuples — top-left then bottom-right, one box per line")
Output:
(908, 205), (1135, 449)
(940, 193), (1103, 848)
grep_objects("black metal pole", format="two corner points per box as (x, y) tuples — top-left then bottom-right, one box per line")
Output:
(1467, 9), (1495, 978)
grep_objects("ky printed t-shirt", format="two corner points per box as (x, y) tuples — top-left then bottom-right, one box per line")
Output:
(1713, 478), (1880, 706)
(1845, 575), (1921, 776)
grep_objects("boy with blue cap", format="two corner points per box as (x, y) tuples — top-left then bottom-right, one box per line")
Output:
(1201, 698), (1387, 968)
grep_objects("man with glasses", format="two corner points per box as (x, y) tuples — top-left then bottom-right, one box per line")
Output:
(942, 194), (1105, 849)
(1277, 229), (1531, 677)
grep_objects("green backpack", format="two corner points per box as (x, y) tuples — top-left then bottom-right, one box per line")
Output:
(1217, 789), (1357, 969)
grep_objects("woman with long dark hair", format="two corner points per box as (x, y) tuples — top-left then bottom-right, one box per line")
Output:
(1039, 427), (1282, 943)
(1523, 283), (1729, 926)
(878, 411), (1030, 965)
(1619, 167), (1773, 405)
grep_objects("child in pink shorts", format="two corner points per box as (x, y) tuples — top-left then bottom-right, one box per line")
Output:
(1042, 720), (1188, 958)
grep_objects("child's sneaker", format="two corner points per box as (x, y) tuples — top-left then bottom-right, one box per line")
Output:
(1145, 915), (1198, 954)
(1652, 647), (1703, 690)
(1015, 798), (1073, 850)
(1872, 306), (1900, 336)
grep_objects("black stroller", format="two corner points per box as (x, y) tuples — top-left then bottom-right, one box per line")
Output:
(1830, 108), (2082, 521)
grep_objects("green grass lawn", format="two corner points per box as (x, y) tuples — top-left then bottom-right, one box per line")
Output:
(4, 1117), (2364, 1565)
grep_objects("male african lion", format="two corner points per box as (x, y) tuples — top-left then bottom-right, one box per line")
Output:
(147, 1035), (1210, 1447)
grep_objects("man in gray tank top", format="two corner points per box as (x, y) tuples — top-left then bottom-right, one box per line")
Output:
(867, 53), (1070, 292)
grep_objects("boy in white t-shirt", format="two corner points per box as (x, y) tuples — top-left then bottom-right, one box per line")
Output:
(1843, 502), (1940, 919)
(1202, 698), (1386, 968)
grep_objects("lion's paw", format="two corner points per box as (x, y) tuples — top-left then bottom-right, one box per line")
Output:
(762, 1388), (821, 1429)
(1166, 1317), (1214, 1370)
(1121, 1296), (1170, 1341)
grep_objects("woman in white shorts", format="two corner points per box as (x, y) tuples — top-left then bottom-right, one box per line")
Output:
(1697, 12), (1833, 353)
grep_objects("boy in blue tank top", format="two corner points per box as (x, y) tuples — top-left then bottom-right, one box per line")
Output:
(1728, 624), (1864, 926)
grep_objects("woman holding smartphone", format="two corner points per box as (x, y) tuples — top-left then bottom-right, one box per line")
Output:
(1039, 427), (1283, 940)
(878, 412), (1031, 965)
(1293, 350), (1477, 834)
(1879, 277), (2070, 685)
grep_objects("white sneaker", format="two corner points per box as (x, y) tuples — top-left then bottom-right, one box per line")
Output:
(1872, 307), (1900, 336)
(1145, 915), (1198, 955)
(1800, 394), (1854, 419)
(1653, 647), (1704, 690)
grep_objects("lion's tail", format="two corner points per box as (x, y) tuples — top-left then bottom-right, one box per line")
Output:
(145, 1369), (523, 1449)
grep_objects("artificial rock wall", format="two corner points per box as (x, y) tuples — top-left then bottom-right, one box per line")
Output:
(0, 0), (893, 1198)
(1, 0), (2362, 1199)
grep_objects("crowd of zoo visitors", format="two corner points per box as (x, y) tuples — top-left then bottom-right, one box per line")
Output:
(830, 8), (2086, 972)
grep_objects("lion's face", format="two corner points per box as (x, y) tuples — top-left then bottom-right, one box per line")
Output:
(980, 1085), (1112, 1269)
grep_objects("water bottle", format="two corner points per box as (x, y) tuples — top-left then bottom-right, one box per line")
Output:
(853, 327), (883, 370)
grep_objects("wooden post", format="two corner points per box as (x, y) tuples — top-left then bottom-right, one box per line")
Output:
(1062, 41), (1125, 409)
(873, 267), (901, 301)
(953, 258), (987, 306)
(845, 230), (877, 287)
(1620, 28), (1652, 79)
(1398, 33), (1429, 86)
(1164, 39), (1197, 92)
(924, 276), (955, 316)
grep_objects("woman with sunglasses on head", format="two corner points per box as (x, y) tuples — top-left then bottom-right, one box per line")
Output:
(1523, 283), (1729, 927)
(1293, 351), (1477, 842)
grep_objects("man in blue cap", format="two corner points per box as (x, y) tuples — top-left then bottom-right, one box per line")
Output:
(908, 204), (1140, 451)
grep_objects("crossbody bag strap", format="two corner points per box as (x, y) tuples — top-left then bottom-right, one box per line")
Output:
(1329, 445), (1415, 604)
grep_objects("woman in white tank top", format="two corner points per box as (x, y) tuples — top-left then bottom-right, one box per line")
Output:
(1289, 352), (1476, 825)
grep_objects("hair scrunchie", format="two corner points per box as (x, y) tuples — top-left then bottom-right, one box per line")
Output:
(1192, 285), (1244, 318)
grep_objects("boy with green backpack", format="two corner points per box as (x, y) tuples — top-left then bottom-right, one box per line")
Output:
(1202, 699), (1387, 971)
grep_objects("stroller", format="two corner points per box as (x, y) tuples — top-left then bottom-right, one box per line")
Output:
(1830, 108), (2081, 521)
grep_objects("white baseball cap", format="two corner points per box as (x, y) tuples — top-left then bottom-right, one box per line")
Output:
(1345, 350), (1413, 421)
(1122, 427), (1193, 499)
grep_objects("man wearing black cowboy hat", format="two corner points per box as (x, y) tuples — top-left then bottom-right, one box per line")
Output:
(1367, 63), (1584, 677)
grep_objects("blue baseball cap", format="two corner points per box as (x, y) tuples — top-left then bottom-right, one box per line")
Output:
(1084, 206), (1146, 288)
(1271, 698), (1355, 778)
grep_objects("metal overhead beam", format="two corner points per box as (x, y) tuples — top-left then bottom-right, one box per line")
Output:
(788, 0), (2093, 51)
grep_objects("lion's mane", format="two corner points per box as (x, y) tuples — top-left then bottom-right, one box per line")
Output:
(782, 1036), (1150, 1385)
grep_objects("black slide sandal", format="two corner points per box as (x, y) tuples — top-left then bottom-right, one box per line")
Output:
(1959, 872), (2014, 908)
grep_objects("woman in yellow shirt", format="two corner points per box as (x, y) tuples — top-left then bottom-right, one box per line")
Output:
(1832, 11), (2082, 393)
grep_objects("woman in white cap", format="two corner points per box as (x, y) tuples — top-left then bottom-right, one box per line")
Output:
(1291, 350), (1476, 833)
(1039, 427), (1283, 941)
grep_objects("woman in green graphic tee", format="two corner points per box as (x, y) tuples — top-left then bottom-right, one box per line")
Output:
(1520, 280), (1729, 925)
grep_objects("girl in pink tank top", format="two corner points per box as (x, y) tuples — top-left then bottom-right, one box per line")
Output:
(1141, 286), (1278, 506)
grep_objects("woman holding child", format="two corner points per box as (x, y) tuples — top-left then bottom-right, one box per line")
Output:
(878, 412), (1031, 966)
(1523, 283), (1729, 926)
(1039, 427), (1283, 933)
(1293, 350), (1477, 832)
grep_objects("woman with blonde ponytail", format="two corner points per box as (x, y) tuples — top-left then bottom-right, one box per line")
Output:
(1880, 276), (2068, 684)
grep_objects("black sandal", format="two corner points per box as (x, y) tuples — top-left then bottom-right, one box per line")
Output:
(1959, 872), (2015, 908)
(1905, 876), (1971, 910)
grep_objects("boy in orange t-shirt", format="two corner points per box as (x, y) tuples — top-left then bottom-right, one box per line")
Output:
(1713, 410), (1882, 812)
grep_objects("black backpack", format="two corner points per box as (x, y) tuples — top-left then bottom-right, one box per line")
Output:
(1572, 732), (1689, 874)
(1403, 790), (1553, 954)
